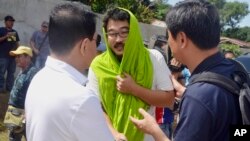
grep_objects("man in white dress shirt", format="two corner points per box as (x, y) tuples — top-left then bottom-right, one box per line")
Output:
(25, 2), (114, 141)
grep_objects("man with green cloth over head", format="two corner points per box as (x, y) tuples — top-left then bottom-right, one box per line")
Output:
(87, 7), (175, 141)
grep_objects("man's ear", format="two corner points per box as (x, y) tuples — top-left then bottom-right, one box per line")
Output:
(79, 38), (88, 56)
(178, 32), (188, 49)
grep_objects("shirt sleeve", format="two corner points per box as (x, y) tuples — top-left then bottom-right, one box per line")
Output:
(149, 49), (174, 91)
(30, 31), (37, 42)
(70, 92), (114, 141)
(86, 68), (100, 98)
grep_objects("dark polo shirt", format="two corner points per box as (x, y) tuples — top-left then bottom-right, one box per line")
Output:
(174, 52), (242, 141)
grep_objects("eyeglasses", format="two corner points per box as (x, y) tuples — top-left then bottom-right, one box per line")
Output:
(106, 30), (129, 38)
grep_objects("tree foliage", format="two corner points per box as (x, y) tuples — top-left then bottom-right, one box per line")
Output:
(221, 2), (249, 29)
(219, 43), (242, 57)
(151, 0), (171, 21)
(68, 0), (171, 24)
(208, 0), (249, 29)
(68, 0), (249, 42)
(208, 0), (249, 42)
(222, 27), (250, 42)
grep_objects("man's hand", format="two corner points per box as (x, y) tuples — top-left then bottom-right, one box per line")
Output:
(130, 108), (158, 135)
(6, 32), (13, 38)
(170, 58), (182, 68)
(114, 132), (127, 141)
(130, 108), (169, 141)
(116, 73), (137, 94)
(171, 75), (186, 98)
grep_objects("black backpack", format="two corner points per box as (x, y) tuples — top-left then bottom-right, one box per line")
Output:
(189, 60), (250, 125)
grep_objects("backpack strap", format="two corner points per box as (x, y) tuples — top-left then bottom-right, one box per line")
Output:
(190, 72), (240, 96)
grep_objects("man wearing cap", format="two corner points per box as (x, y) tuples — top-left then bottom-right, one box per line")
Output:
(0, 15), (20, 93)
(4, 46), (39, 141)
(30, 21), (50, 69)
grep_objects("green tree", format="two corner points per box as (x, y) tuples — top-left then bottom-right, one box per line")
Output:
(219, 43), (242, 57)
(152, 0), (171, 21)
(68, 0), (171, 23)
(221, 2), (249, 29)
(222, 27), (250, 42)
(208, 0), (249, 30)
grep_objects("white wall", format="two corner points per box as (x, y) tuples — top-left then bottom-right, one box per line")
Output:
(0, 0), (166, 46)
(0, 0), (64, 46)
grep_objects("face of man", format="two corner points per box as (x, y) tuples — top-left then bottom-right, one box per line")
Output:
(5, 20), (14, 29)
(15, 54), (30, 69)
(106, 19), (129, 58)
(41, 25), (48, 33)
(85, 32), (98, 67)
(167, 30), (179, 59)
(225, 52), (235, 59)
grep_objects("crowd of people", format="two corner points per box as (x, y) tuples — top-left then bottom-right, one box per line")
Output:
(0, 0), (248, 141)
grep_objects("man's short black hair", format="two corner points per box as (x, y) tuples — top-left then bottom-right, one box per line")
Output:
(166, 0), (220, 50)
(5, 15), (15, 21)
(49, 1), (96, 55)
(103, 7), (130, 32)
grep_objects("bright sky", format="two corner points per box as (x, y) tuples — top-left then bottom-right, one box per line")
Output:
(167, 0), (250, 27)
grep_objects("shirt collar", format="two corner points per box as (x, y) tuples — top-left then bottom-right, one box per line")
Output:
(45, 56), (88, 85)
(192, 52), (224, 75)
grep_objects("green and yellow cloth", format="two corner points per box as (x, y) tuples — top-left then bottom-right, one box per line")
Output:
(91, 8), (153, 141)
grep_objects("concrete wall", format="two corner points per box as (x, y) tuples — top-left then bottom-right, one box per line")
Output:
(0, 0), (166, 46)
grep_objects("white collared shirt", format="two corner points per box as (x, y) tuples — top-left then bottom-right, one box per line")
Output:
(25, 56), (114, 141)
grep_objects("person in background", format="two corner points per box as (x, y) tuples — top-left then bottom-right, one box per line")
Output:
(131, 0), (242, 141)
(224, 50), (235, 59)
(87, 7), (174, 141)
(169, 57), (190, 86)
(96, 34), (106, 55)
(151, 35), (168, 64)
(25, 2), (114, 141)
(30, 21), (50, 69)
(150, 35), (175, 138)
(0, 15), (20, 93)
(4, 46), (38, 141)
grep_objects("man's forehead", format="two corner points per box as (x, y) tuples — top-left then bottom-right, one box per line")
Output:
(107, 20), (129, 30)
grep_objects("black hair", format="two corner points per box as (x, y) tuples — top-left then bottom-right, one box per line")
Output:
(49, 1), (96, 55)
(96, 34), (101, 47)
(165, 0), (220, 50)
(103, 7), (130, 32)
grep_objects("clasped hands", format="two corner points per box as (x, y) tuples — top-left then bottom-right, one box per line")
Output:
(116, 73), (137, 94)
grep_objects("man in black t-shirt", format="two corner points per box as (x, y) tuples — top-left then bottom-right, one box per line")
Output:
(0, 15), (20, 93)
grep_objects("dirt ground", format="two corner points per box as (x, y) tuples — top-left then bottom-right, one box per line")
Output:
(0, 91), (10, 140)
(0, 91), (26, 141)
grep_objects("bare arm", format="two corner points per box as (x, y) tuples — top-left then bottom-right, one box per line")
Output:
(103, 111), (127, 141)
(116, 73), (175, 108)
(0, 33), (11, 42)
(130, 108), (170, 141)
(171, 75), (186, 99)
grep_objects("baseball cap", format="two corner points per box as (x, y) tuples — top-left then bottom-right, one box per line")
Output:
(4, 15), (15, 22)
(9, 46), (33, 57)
(41, 21), (49, 27)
